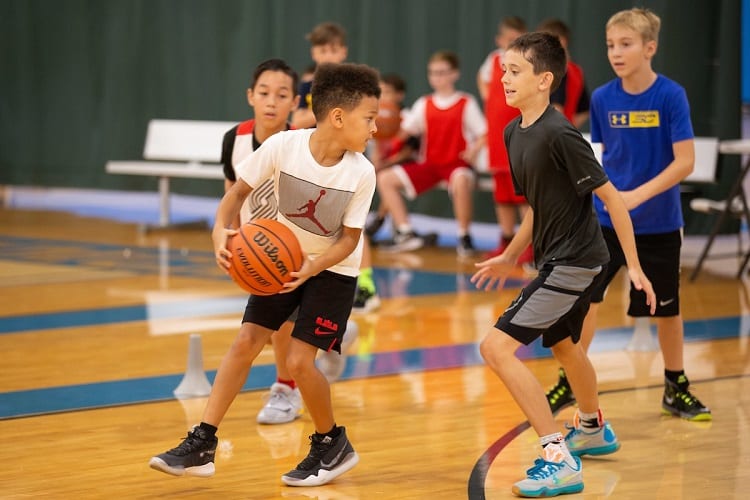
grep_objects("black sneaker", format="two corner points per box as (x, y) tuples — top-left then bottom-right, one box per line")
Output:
(364, 214), (386, 238)
(662, 376), (712, 421)
(352, 285), (381, 313)
(281, 427), (359, 486)
(457, 234), (475, 257)
(546, 368), (576, 414)
(149, 426), (218, 477)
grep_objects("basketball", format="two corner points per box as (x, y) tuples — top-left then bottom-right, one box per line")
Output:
(373, 100), (401, 140)
(227, 219), (304, 295)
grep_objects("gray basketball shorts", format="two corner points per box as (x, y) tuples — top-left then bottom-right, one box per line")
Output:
(494, 264), (606, 348)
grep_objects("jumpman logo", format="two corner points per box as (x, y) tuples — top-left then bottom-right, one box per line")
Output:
(285, 189), (331, 234)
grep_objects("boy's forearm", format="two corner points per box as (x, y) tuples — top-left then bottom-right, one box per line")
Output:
(305, 230), (360, 275)
(214, 186), (247, 230)
(629, 139), (694, 205)
(505, 210), (533, 259)
(607, 199), (641, 270)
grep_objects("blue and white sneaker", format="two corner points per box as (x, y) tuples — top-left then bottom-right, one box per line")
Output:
(512, 456), (583, 497)
(565, 420), (620, 457)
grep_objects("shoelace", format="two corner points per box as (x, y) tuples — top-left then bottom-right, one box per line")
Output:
(678, 390), (705, 409)
(548, 384), (569, 401)
(296, 435), (332, 469)
(563, 423), (579, 440)
(526, 458), (564, 479)
(267, 391), (287, 405)
(168, 430), (206, 455)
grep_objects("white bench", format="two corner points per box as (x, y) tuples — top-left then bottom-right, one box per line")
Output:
(581, 134), (720, 184)
(106, 119), (235, 230)
(470, 135), (719, 194)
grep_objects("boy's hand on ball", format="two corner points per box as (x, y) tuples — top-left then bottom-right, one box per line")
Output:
(212, 227), (237, 271)
(280, 253), (313, 293)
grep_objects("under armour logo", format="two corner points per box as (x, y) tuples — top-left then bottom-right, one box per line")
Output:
(610, 113), (628, 126)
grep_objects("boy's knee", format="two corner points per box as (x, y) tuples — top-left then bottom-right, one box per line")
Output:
(479, 336), (493, 361)
(551, 338), (583, 363)
(285, 352), (307, 378)
(480, 331), (511, 363)
(377, 169), (400, 189)
(231, 328), (271, 359)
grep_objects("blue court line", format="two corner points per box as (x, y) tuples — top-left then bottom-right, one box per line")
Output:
(0, 298), (248, 334)
(0, 270), (520, 335)
(0, 317), (744, 420)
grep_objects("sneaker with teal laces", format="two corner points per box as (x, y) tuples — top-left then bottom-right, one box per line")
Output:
(564, 419), (620, 457)
(511, 456), (583, 497)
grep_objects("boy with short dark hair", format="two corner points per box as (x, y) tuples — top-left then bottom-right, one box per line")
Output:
(544, 7), (712, 422)
(471, 32), (656, 497)
(220, 59), (304, 426)
(150, 62), (381, 488)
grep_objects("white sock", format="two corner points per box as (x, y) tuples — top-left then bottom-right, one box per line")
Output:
(540, 434), (576, 468)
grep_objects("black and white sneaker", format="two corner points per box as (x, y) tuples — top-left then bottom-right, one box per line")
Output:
(364, 213), (386, 238)
(456, 234), (475, 257)
(379, 230), (425, 253)
(352, 285), (381, 313)
(149, 426), (218, 477)
(281, 427), (359, 486)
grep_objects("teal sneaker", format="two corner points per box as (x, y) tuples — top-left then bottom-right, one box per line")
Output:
(564, 420), (620, 457)
(512, 456), (583, 497)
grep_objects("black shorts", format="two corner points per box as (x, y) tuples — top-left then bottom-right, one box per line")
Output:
(591, 227), (681, 317)
(495, 264), (606, 348)
(242, 270), (357, 353)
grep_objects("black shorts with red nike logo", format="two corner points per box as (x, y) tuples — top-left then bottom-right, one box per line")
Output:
(242, 270), (357, 353)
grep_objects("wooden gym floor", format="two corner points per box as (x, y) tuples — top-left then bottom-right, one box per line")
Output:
(1, 207), (749, 499)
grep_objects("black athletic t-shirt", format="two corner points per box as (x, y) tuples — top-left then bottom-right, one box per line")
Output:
(504, 106), (609, 268)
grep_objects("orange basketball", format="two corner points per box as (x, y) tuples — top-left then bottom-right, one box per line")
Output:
(227, 219), (304, 296)
(373, 100), (401, 140)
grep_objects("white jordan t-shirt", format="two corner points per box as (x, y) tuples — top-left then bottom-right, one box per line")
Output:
(236, 128), (376, 277)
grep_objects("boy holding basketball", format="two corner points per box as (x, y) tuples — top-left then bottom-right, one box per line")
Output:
(544, 8), (712, 421)
(291, 21), (380, 315)
(150, 62), (380, 487)
(219, 58), (307, 427)
(470, 32), (655, 496)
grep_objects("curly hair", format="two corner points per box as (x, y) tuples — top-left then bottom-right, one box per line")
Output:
(311, 63), (381, 120)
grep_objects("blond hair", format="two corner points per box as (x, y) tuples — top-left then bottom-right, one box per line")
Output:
(607, 8), (661, 44)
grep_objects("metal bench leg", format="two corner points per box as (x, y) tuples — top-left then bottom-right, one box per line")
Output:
(158, 176), (171, 228)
